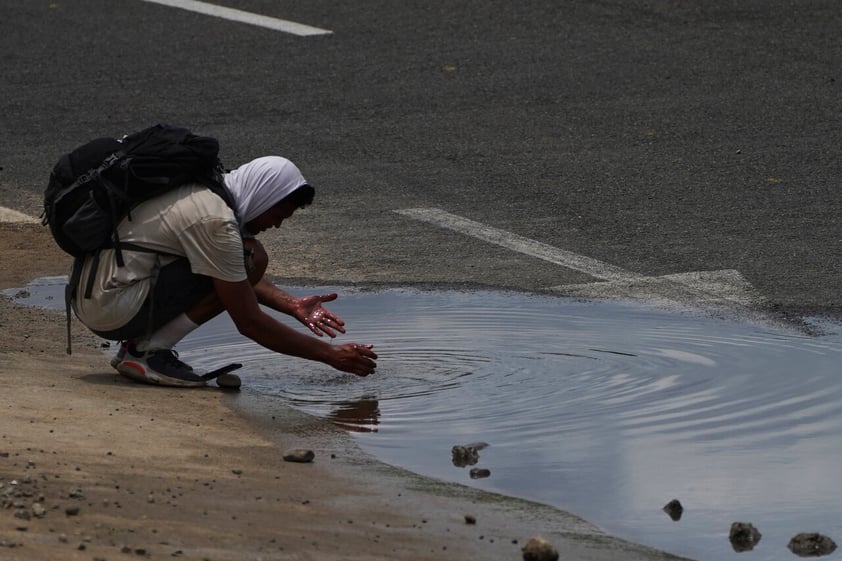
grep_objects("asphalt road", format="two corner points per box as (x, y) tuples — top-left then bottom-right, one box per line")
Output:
(2, 0), (841, 321)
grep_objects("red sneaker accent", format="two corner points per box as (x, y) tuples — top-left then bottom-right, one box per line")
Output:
(120, 361), (146, 377)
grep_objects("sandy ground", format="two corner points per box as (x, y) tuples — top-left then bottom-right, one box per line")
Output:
(0, 221), (691, 561)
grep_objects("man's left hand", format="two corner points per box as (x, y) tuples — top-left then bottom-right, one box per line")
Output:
(295, 293), (347, 338)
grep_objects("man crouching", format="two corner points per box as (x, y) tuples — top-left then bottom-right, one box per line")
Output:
(72, 156), (377, 387)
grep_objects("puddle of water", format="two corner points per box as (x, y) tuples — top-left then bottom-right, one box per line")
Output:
(6, 280), (842, 561)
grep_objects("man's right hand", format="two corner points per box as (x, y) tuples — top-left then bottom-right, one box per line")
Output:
(213, 277), (378, 377)
(331, 343), (378, 377)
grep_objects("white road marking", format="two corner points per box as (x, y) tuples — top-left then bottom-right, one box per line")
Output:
(3, 204), (763, 309)
(0, 207), (39, 224)
(551, 270), (762, 308)
(395, 208), (645, 282)
(140, 0), (333, 36)
(394, 207), (764, 309)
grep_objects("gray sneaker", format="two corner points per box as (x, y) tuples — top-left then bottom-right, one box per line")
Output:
(116, 344), (206, 388)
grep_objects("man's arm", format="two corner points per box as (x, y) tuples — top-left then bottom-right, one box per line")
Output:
(253, 277), (297, 314)
(253, 277), (346, 338)
(213, 277), (376, 376)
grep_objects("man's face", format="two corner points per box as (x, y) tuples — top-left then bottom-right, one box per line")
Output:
(245, 201), (298, 235)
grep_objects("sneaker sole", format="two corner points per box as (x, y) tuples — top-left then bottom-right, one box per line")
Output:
(116, 361), (148, 383)
(117, 360), (207, 388)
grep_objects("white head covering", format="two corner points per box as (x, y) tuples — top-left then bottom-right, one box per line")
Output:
(223, 156), (309, 231)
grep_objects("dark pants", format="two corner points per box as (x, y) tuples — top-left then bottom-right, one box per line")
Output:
(92, 258), (213, 341)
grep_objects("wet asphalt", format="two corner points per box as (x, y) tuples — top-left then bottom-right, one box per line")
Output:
(2, 0), (841, 320)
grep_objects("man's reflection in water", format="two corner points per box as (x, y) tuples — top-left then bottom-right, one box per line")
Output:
(327, 397), (380, 432)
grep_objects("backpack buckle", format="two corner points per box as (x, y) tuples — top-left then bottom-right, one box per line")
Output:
(71, 152), (123, 187)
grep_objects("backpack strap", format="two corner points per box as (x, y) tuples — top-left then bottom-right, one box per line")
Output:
(100, 171), (129, 267)
(52, 152), (125, 207)
(65, 255), (85, 355)
(64, 244), (179, 354)
(145, 254), (163, 341)
(197, 168), (240, 223)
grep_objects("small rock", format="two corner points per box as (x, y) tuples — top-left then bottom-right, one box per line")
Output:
(216, 373), (241, 389)
(451, 445), (479, 467)
(469, 467), (490, 479)
(231, 469), (243, 475)
(663, 499), (683, 521)
(65, 506), (80, 516)
(787, 532), (837, 557)
(522, 536), (559, 561)
(464, 514), (477, 525)
(31, 502), (46, 518)
(283, 449), (315, 463)
(729, 522), (761, 552)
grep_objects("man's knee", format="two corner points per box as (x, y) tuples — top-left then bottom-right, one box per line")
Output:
(244, 238), (268, 283)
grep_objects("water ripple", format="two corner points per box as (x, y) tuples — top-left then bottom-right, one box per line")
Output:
(8, 281), (842, 561)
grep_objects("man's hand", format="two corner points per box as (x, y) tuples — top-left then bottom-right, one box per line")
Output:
(330, 343), (378, 377)
(293, 293), (346, 337)
(217, 279), (375, 376)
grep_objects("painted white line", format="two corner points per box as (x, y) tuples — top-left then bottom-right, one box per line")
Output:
(394, 207), (764, 308)
(140, 0), (333, 36)
(394, 207), (646, 283)
(550, 270), (764, 308)
(0, 207), (39, 224)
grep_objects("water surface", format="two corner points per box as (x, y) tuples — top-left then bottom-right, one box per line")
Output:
(7, 280), (842, 561)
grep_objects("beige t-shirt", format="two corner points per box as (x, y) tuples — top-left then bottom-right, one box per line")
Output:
(73, 184), (246, 331)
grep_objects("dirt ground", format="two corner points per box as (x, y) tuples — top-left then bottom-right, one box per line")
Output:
(0, 221), (691, 561)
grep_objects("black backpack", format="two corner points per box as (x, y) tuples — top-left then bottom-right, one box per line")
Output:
(43, 123), (234, 264)
(42, 124), (237, 353)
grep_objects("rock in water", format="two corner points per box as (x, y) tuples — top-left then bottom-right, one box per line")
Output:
(522, 536), (559, 561)
(787, 533), (837, 557)
(451, 445), (479, 467)
(216, 373), (241, 389)
(469, 467), (491, 479)
(662, 499), (683, 521)
(729, 522), (762, 552)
